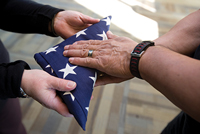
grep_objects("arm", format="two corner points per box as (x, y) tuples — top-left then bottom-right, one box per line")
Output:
(0, 60), (30, 99)
(0, 0), (99, 38)
(0, 60), (76, 117)
(63, 10), (200, 121)
(139, 46), (200, 122)
(21, 69), (76, 117)
(154, 9), (200, 55)
(0, 0), (63, 36)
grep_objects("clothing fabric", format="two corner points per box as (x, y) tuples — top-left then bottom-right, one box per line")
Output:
(0, 98), (26, 134)
(0, 0), (63, 133)
(162, 111), (200, 134)
(0, 39), (27, 134)
(161, 45), (200, 134)
(0, 0), (63, 37)
(0, 0), (63, 99)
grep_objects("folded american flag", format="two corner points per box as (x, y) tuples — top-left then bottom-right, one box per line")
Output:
(34, 16), (111, 130)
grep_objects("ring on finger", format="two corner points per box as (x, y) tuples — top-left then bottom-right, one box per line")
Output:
(88, 50), (93, 57)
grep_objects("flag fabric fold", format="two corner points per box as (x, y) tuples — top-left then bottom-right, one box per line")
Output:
(34, 16), (111, 130)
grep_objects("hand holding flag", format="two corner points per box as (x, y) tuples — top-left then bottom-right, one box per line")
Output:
(34, 16), (111, 130)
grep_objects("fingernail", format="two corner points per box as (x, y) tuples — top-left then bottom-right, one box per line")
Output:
(63, 50), (68, 56)
(69, 58), (74, 63)
(63, 112), (74, 117)
(67, 81), (76, 88)
(91, 95), (94, 100)
(107, 31), (113, 34)
(64, 45), (69, 50)
(66, 114), (74, 117)
(107, 31), (113, 37)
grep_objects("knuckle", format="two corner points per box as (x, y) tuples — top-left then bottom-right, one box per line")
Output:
(83, 44), (89, 49)
(67, 45), (72, 49)
(84, 58), (91, 64)
(96, 57), (104, 69)
(73, 41), (83, 46)
(57, 79), (62, 90)
(99, 49), (105, 56)
(88, 40), (94, 45)
(80, 49), (88, 57)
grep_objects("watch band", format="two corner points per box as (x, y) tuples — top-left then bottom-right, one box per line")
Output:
(130, 41), (154, 79)
(20, 87), (29, 98)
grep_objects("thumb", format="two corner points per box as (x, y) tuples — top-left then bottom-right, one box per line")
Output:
(49, 76), (76, 91)
(107, 31), (118, 39)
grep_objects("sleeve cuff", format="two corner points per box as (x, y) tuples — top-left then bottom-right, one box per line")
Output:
(36, 5), (64, 37)
(0, 60), (30, 99)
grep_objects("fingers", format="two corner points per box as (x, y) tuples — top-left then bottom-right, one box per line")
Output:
(64, 48), (99, 58)
(95, 75), (128, 86)
(69, 57), (98, 69)
(51, 96), (73, 117)
(107, 31), (118, 39)
(63, 32), (119, 56)
(64, 40), (100, 51)
(63, 40), (103, 57)
(81, 14), (100, 24)
(49, 76), (76, 91)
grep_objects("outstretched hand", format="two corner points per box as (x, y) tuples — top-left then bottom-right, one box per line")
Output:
(21, 69), (76, 117)
(63, 31), (136, 85)
(53, 10), (100, 39)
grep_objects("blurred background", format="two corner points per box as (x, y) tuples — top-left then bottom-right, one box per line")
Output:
(0, 0), (199, 133)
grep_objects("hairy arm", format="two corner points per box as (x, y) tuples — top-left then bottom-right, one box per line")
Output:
(140, 45), (200, 122)
(63, 9), (200, 121)
(140, 10), (200, 122)
(154, 9), (200, 55)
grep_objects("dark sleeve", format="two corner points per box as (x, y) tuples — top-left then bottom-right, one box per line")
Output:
(193, 44), (200, 60)
(0, 60), (30, 99)
(0, 0), (64, 36)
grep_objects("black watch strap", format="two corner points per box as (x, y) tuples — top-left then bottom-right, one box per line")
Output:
(130, 41), (154, 79)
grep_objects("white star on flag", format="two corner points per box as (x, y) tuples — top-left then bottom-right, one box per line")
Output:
(76, 29), (87, 38)
(44, 46), (58, 55)
(34, 16), (112, 131)
(63, 92), (75, 101)
(97, 31), (107, 40)
(85, 107), (89, 111)
(45, 64), (54, 73)
(102, 17), (111, 26)
(59, 63), (77, 78)
(89, 72), (97, 87)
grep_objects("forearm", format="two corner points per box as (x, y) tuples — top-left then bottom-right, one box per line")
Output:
(0, 60), (30, 99)
(0, 0), (63, 36)
(140, 46), (200, 122)
(154, 9), (200, 56)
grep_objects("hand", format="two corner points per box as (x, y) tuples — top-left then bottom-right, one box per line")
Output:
(95, 74), (131, 86)
(53, 10), (100, 39)
(21, 69), (76, 117)
(63, 31), (136, 85)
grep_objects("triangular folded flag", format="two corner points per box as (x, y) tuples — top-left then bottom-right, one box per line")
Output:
(34, 16), (111, 130)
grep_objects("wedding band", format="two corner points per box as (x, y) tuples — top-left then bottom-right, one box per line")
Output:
(88, 50), (93, 57)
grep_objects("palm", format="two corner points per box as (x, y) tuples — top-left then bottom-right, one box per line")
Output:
(54, 10), (99, 39)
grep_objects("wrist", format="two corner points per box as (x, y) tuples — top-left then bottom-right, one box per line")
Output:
(130, 41), (155, 79)
(21, 70), (31, 97)
(51, 13), (59, 36)
(48, 12), (62, 37)
(139, 45), (164, 79)
(20, 87), (29, 98)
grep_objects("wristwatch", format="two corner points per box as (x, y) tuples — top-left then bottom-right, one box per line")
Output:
(20, 87), (29, 98)
(130, 41), (154, 79)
